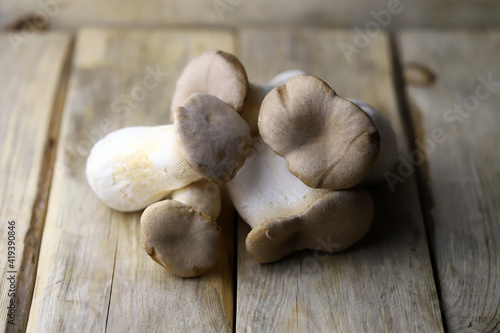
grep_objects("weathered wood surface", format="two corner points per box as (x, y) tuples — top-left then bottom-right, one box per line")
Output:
(0, 33), (71, 333)
(398, 31), (500, 332)
(2, 0), (500, 30)
(235, 29), (444, 332)
(27, 28), (236, 332)
(4, 27), (500, 333)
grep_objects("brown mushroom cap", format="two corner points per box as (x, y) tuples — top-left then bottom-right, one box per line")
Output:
(141, 200), (222, 277)
(245, 188), (373, 264)
(170, 50), (248, 120)
(174, 93), (251, 185)
(258, 75), (380, 190)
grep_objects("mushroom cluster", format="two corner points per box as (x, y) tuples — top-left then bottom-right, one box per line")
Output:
(86, 50), (397, 277)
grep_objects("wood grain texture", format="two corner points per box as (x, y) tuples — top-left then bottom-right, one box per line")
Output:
(1, 0), (500, 30)
(235, 29), (444, 332)
(27, 28), (236, 332)
(398, 31), (500, 332)
(0, 32), (71, 332)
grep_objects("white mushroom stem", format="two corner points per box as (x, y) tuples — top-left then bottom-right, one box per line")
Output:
(172, 180), (221, 219)
(87, 93), (251, 212)
(229, 136), (374, 264)
(347, 99), (398, 186)
(227, 137), (329, 229)
(86, 125), (202, 212)
(241, 70), (307, 135)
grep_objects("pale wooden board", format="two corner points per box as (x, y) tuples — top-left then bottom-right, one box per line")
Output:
(398, 31), (500, 332)
(0, 32), (71, 332)
(27, 28), (236, 332)
(1, 0), (500, 30)
(235, 29), (444, 332)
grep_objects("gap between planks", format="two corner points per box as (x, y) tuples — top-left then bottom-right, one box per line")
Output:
(2, 35), (74, 333)
(104, 230), (118, 333)
(28, 29), (237, 332)
(387, 33), (447, 330)
(396, 30), (500, 332)
(7, 40), (74, 333)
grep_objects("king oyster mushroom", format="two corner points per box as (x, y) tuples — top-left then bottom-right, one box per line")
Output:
(86, 93), (251, 211)
(141, 180), (222, 277)
(227, 137), (374, 263)
(258, 75), (397, 190)
(170, 49), (306, 134)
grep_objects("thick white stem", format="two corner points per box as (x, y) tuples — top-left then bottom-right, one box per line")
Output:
(227, 137), (329, 229)
(172, 180), (221, 219)
(86, 125), (202, 212)
(348, 99), (398, 186)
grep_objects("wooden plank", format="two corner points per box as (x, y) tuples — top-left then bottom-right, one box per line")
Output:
(27, 28), (236, 332)
(397, 30), (500, 332)
(0, 32), (71, 332)
(1, 0), (500, 30)
(235, 29), (444, 332)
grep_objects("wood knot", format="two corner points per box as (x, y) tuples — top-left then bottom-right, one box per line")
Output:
(403, 62), (437, 87)
(8, 14), (50, 31)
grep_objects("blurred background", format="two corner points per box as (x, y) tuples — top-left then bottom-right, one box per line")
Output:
(2, 0), (500, 31)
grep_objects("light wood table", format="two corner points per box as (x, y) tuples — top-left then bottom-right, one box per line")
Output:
(1, 28), (499, 332)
